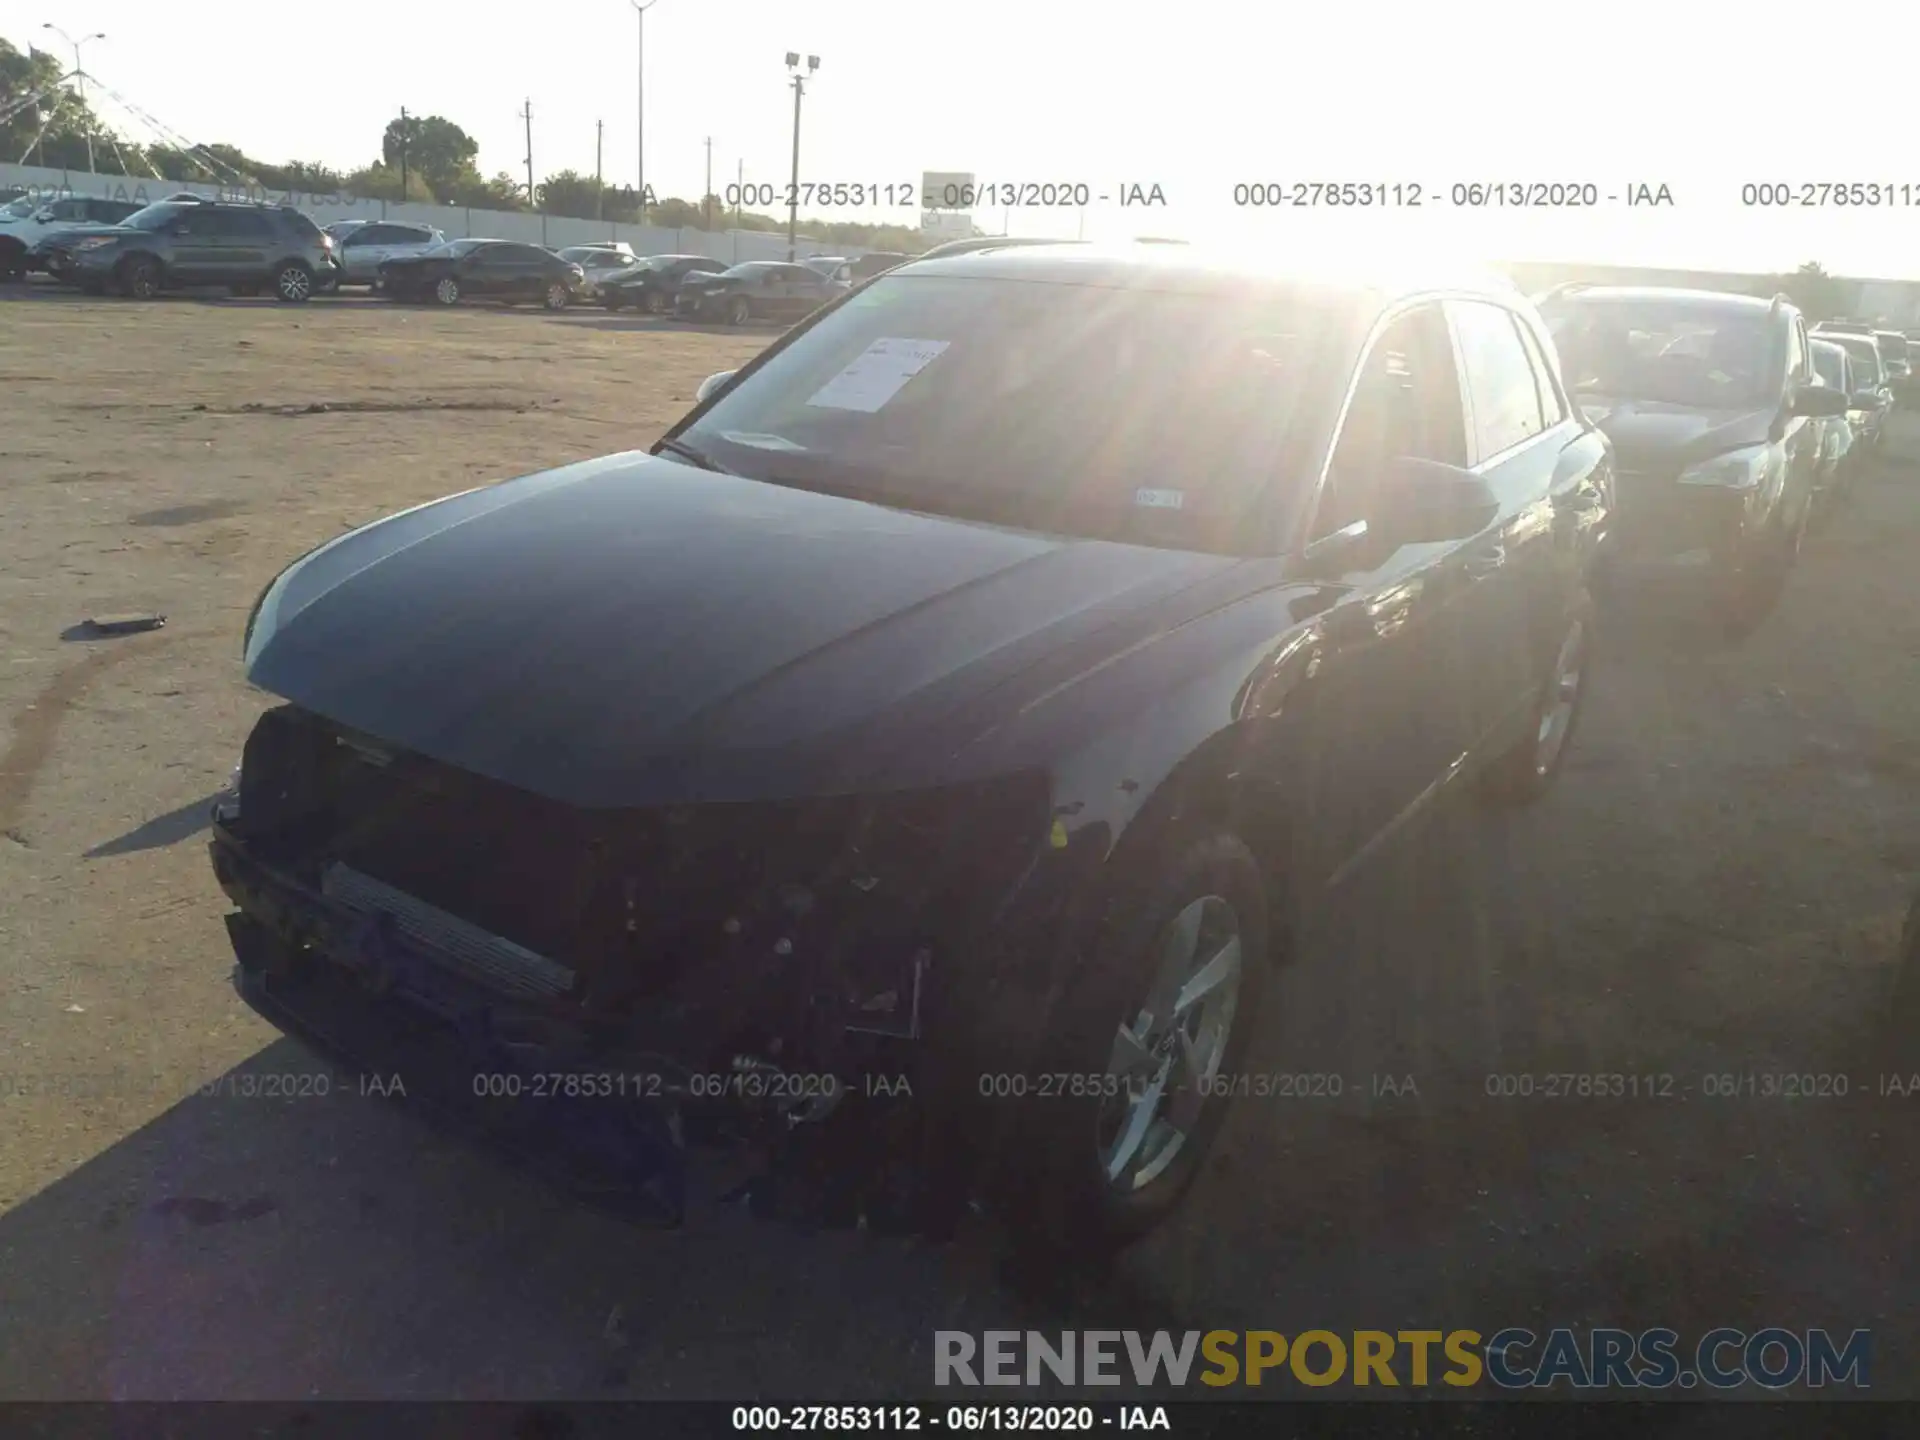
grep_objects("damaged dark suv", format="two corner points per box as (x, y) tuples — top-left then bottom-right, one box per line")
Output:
(211, 245), (1611, 1256)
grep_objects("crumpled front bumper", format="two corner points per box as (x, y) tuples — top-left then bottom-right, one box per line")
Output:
(210, 818), (706, 1225)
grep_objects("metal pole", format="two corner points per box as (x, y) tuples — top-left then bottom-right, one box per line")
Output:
(41, 26), (103, 173)
(786, 74), (803, 261)
(631, 0), (657, 225)
(596, 118), (603, 221)
(704, 136), (712, 230)
(399, 105), (408, 196)
(523, 99), (534, 208)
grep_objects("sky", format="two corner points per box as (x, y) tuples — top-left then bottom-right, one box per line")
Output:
(9, 0), (1920, 277)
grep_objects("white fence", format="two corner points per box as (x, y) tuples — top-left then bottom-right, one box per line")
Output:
(0, 161), (872, 264)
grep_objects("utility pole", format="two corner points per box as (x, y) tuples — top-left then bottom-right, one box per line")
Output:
(704, 136), (713, 230)
(631, 0), (659, 225)
(595, 118), (604, 221)
(41, 25), (105, 173)
(734, 158), (742, 228)
(398, 105), (409, 196)
(783, 53), (820, 262)
(520, 98), (535, 208)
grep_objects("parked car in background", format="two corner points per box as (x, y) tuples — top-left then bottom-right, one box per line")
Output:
(1809, 338), (1860, 512)
(1816, 330), (1892, 448)
(801, 255), (849, 280)
(1539, 285), (1848, 630)
(598, 253), (728, 312)
(334, 222), (447, 287)
(62, 200), (338, 302)
(674, 261), (846, 325)
(213, 247), (1609, 1256)
(0, 194), (145, 279)
(1872, 329), (1911, 393)
(379, 238), (583, 309)
(848, 251), (912, 282)
(558, 244), (638, 282)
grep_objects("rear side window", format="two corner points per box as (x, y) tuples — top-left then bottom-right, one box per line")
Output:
(222, 210), (275, 238)
(1451, 301), (1548, 462)
(277, 209), (322, 237)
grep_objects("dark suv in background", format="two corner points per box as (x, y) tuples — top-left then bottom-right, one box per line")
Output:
(63, 200), (337, 301)
(1538, 286), (1849, 631)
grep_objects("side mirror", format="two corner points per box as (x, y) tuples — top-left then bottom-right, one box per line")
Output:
(1791, 385), (1852, 418)
(1371, 457), (1501, 546)
(695, 370), (737, 404)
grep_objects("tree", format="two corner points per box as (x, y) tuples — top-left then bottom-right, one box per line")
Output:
(381, 114), (478, 197)
(440, 167), (527, 211)
(536, 170), (608, 220)
(341, 162), (436, 203)
(1770, 261), (1846, 324)
(1, 40), (103, 166)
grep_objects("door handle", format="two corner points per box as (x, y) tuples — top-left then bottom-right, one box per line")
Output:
(1464, 543), (1506, 579)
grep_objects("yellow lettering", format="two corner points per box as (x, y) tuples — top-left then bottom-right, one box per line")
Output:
(1443, 1330), (1484, 1387)
(1289, 1330), (1347, 1387)
(1199, 1331), (1239, 1387)
(1244, 1331), (1286, 1386)
(1353, 1331), (1397, 1386)
(1397, 1331), (1443, 1386)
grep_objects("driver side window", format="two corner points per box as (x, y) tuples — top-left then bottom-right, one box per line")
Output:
(1313, 304), (1467, 540)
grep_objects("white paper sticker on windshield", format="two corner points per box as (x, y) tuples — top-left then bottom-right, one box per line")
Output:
(805, 338), (950, 413)
(1135, 488), (1185, 510)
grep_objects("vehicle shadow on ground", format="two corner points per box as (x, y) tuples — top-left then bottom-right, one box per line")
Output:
(83, 794), (218, 859)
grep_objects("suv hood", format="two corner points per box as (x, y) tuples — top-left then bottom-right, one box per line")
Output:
(1573, 396), (1773, 471)
(245, 453), (1241, 807)
(31, 222), (130, 246)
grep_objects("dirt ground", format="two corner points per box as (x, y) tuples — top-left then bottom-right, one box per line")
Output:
(1, 285), (1918, 1409)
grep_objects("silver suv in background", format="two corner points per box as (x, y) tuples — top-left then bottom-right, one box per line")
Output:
(65, 199), (338, 302)
(334, 221), (447, 288)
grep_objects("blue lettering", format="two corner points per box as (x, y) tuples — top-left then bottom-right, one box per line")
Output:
(1744, 1329), (1802, 1390)
(1697, 1328), (1745, 1389)
(1635, 1329), (1681, 1388)
(1532, 1329), (1592, 1389)
(1806, 1329), (1870, 1388)
(1484, 1328), (1535, 1389)
(1589, 1329), (1638, 1388)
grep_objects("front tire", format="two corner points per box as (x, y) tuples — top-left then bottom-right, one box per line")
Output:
(1479, 592), (1594, 805)
(433, 275), (461, 306)
(272, 262), (314, 303)
(728, 295), (752, 326)
(119, 255), (160, 299)
(999, 825), (1269, 1264)
(646, 289), (669, 315)
(544, 281), (570, 311)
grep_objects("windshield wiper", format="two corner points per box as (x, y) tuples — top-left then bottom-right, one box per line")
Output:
(654, 437), (735, 474)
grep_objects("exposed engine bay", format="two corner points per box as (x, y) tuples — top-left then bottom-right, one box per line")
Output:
(212, 704), (1057, 1235)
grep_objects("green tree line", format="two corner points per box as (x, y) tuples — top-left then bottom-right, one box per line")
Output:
(2, 40), (929, 249)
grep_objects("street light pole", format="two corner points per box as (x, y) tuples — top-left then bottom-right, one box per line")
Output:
(41, 24), (105, 173)
(631, 0), (658, 225)
(783, 53), (819, 262)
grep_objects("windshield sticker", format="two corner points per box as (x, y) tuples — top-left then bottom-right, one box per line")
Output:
(805, 338), (950, 413)
(718, 431), (808, 452)
(1134, 488), (1186, 510)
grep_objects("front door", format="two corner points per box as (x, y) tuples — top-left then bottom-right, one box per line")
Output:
(1292, 301), (1485, 891)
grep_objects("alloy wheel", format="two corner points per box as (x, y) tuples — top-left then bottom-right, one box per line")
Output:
(545, 282), (569, 310)
(275, 266), (311, 302)
(1097, 895), (1243, 1193)
(1532, 618), (1586, 778)
(435, 276), (460, 305)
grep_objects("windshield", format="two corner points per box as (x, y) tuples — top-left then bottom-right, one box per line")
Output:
(1546, 300), (1777, 409)
(121, 203), (190, 231)
(718, 263), (772, 279)
(1812, 346), (1846, 389)
(2, 195), (39, 219)
(431, 238), (490, 257)
(1875, 336), (1909, 362)
(674, 274), (1326, 553)
(1831, 337), (1882, 383)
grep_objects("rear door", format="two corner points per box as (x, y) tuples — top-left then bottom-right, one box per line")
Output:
(220, 208), (276, 282)
(1445, 298), (1581, 747)
(1780, 317), (1821, 525)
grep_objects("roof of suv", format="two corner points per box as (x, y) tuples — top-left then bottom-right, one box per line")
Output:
(1542, 284), (1785, 316)
(899, 242), (1526, 303)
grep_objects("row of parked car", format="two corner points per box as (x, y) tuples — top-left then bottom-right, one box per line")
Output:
(0, 189), (921, 320)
